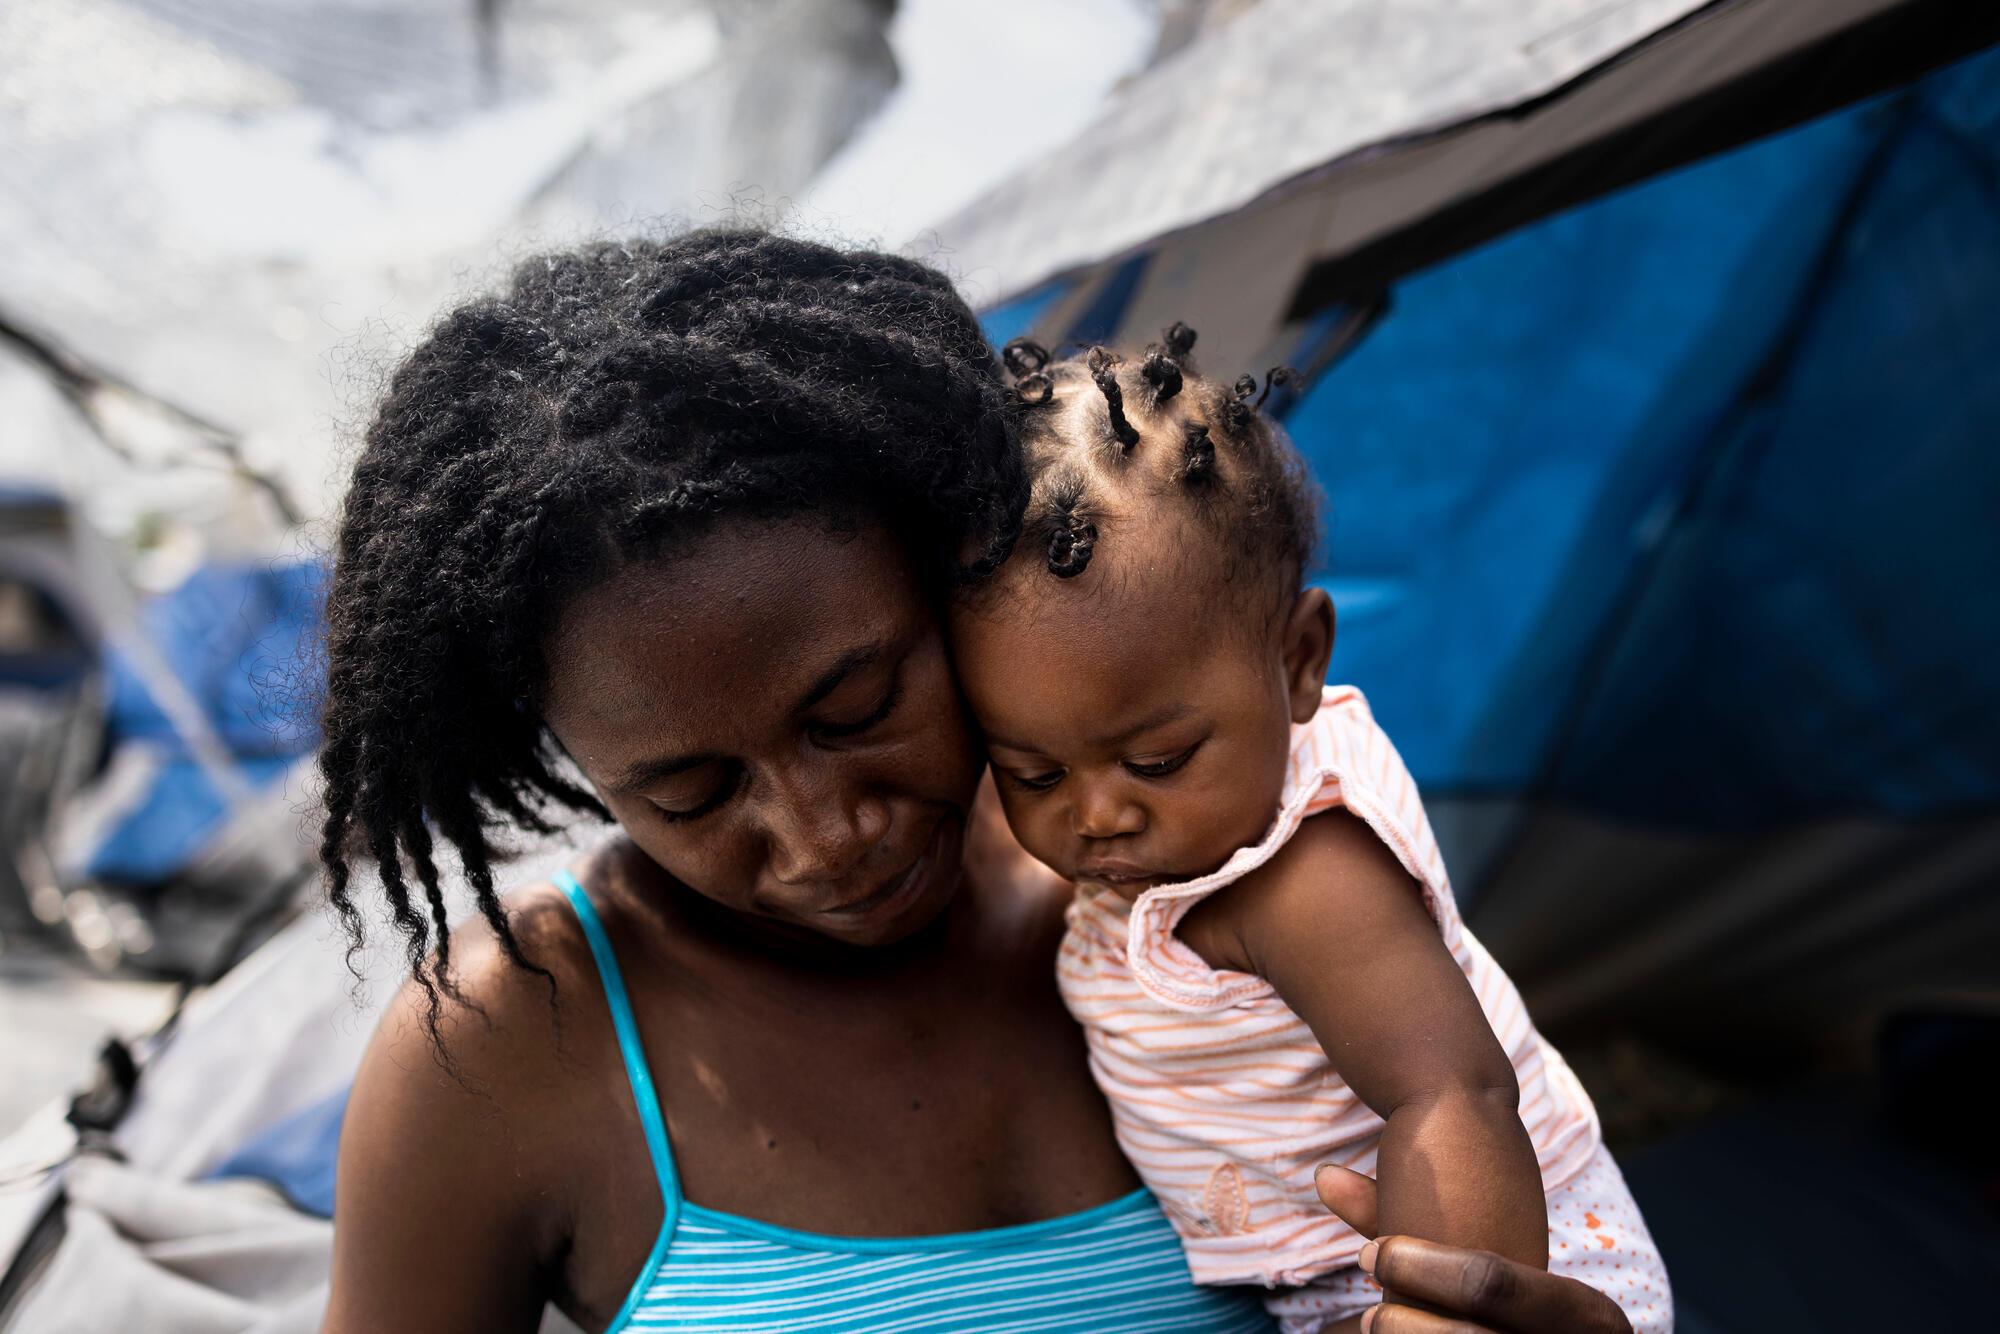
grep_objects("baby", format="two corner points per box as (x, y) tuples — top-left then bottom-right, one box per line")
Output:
(950, 327), (1671, 1333)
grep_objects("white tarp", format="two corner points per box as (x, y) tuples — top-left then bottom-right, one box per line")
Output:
(0, 0), (1158, 537)
(927, 0), (1711, 302)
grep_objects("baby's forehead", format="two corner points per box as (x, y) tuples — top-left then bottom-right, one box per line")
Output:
(961, 513), (1242, 653)
(951, 544), (1227, 731)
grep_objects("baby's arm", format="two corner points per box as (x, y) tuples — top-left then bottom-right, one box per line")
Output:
(1183, 809), (1548, 1276)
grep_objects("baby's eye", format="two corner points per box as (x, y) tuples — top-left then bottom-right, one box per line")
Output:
(1125, 740), (1203, 780)
(1004, 767), (1064, 793)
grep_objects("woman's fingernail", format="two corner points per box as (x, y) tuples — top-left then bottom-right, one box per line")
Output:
(1360, 1306), (1377, 1333)
(1359, 1239), (1379, 1274)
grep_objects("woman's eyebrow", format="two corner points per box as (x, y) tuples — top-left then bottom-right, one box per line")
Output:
(794, 641), (888, 713)
(609, 750), (722, 794)
(605, 642), (893, 792)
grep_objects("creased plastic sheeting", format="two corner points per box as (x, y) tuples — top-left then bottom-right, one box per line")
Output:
(5, 1155), (586, 1334)
(204, 1087), (346, 1218)
(1281, 44), (2000, 826)
(933, 0), (1710, 301)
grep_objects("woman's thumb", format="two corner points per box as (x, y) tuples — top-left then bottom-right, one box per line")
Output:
(1313, 1163), (1380, 1238)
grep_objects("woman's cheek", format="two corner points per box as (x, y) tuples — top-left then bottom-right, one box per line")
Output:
(891, 687), (986, 805)
(623, 811), (761, 914)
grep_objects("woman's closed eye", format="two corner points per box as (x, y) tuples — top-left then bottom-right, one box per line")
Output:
(645, 669), (905, 824)
(812, 676), (903, 740)
(1124, 739), (1203, 780)
(651, 767), (744, 823)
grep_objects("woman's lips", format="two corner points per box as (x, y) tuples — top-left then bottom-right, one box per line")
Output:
(819, 817), (961, 924)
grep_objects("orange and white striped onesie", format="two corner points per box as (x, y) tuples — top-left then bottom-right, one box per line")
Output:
(1058, 687), (1672, 1332)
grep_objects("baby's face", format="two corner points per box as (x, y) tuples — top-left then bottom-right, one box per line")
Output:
(950, 539), (1304, 898)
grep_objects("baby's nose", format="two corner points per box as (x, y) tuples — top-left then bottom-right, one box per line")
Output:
(1070, 786), (1145, 839)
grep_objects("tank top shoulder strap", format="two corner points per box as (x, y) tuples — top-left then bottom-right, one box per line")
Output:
(554, 870), (684, 1229)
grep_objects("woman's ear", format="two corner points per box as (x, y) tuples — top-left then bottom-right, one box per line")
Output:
(1279, 587), (1335, 724)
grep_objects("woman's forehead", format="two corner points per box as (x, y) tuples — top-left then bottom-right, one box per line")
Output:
(542, 518), (924, 737)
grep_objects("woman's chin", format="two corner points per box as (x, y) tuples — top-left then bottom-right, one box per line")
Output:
(811, 814), (967, 948)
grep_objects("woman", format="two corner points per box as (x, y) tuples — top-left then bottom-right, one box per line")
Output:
(318, 230), (1636, 1334)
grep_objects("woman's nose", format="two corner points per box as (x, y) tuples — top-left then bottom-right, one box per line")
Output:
(1069, 782), (1145, 840)
(762, 764), (890, 885)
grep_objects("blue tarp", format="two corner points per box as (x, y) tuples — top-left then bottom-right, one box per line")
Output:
(102, 560), (324, 758)
(86, 560), (325, 884)
(206, 1086), (346, 1217)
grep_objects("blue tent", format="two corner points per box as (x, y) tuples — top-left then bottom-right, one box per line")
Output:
(979, 24), (2000, 1067)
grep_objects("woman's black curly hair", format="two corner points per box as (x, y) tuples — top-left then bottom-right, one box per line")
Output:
(318, 229), (1027, 1017)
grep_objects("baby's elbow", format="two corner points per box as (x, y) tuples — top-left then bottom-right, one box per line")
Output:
(1386, 1069), (1521, 1122)
(1465, 1078), (1522, 1119)
(1455, 1042), (1524, 1116)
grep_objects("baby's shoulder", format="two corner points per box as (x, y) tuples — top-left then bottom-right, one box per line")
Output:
(1264, 805), (1415, 888)
(1182, 809), (1419, 971)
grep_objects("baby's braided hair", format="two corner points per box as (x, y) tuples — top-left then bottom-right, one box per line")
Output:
(320, 230), (1028, 1032)
(994, 324), (1316, 619)
(1086, 347), (1140, 451)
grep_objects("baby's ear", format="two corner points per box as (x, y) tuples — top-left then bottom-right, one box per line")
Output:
(1279, 587), (1334, 724)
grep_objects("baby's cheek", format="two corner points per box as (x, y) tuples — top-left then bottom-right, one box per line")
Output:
(1182, 769), (1284, 868)
(996, 790), (1064, 868)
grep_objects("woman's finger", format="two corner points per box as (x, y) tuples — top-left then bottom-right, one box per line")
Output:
(1362, 1302), (1499, 1334)
(1313, 1162), (1380, 1238)
(1366, 1236), (1631, 1334)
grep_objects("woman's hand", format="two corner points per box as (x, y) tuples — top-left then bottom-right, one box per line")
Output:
(1314, 1163), (1634, 1334)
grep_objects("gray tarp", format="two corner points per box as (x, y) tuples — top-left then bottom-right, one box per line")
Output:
(6, 1158), (582, 1334)
(0, 833), (584, 1332)
(927, 0), (1711, 306)
(0, 0), (890, 530)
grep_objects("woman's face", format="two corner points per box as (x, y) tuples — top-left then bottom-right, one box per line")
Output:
(541, 517), (984, 948)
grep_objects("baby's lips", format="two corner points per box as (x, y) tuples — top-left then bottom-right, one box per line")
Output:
(1075, 860), (1154, 884)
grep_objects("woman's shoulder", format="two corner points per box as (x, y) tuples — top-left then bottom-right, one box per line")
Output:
(345, 870), (618, 1174)
(432, 871), (624, 1085)
(327, 879), (613, 1330)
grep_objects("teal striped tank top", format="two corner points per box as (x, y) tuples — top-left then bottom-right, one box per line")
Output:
(555, 873), (1274, 1333)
